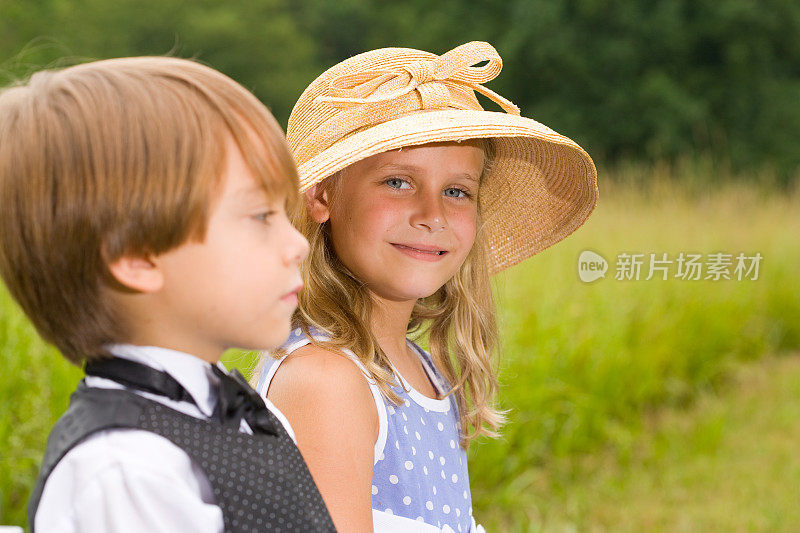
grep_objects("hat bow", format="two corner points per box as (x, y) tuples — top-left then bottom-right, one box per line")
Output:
(316, 41), (520, 115)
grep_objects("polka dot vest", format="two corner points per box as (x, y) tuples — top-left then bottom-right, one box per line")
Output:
(257, 327), (475, 532)
(29, 383), (336, 533)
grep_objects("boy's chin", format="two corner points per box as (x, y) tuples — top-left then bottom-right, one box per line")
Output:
(242, 324), (294, 352)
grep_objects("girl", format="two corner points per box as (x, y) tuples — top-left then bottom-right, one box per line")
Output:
(255, 41), (598, 532)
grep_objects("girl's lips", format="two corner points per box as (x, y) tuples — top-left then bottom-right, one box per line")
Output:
(391, 243), (449, 262)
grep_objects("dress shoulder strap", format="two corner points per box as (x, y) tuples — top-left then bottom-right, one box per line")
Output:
(255, 326), (389, 465)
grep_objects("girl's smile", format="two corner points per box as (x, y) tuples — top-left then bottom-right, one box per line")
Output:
(390, 242), (449, 260)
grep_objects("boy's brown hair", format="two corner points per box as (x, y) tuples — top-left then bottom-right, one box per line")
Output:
(0, 57), (298, 364)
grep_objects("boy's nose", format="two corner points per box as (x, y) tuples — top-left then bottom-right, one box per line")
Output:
(284, 224), (310, 266)
(410, 193), (447, 233)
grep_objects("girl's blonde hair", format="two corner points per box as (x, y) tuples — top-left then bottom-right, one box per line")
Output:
(271, 140), (504, 446)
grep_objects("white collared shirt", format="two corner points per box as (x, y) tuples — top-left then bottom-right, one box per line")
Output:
(34, 345), (295, 533)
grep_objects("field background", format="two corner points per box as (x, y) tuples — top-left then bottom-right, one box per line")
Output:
(2, 0), (800, 530)
(2, 168), (798, 530)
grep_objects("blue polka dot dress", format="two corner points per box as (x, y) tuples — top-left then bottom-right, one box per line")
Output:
(256, 327), (482, 532)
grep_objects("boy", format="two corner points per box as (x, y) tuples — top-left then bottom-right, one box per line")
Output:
(0, 57), (335, 532)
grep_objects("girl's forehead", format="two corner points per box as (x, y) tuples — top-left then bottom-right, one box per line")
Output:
(362, 141), (486, 167)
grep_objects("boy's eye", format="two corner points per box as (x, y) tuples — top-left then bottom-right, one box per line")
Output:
(252, 210), (276, 223)
(444, 187), (470, 199)
(385, 177), (411, 189)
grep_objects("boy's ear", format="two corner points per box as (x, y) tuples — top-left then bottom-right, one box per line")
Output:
(106, 253), (164, 293)
(305, 185), (331, 224)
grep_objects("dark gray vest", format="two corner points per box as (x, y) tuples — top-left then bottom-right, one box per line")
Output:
(28, 380), (336, 532)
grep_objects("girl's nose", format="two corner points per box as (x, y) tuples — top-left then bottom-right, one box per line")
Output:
(409, 192), (447, 233)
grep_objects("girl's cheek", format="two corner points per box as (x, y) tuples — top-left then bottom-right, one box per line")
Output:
(450, 206), (478, 233)
(367, 200), (404, 224)
(465, 223), (479, 249)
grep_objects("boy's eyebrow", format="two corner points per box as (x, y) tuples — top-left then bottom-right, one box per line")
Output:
(374, 163), (479, 182)
(234, 183), (269, 201)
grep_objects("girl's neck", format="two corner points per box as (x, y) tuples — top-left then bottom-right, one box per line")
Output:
(368, 292), (440, 399)
(369, 293), (416, 362)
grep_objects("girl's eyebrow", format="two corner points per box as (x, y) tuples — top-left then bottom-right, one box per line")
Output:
(373, 163), (421, 174)
(374, 163), (479, 182)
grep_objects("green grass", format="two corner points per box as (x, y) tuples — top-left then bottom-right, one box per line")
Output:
(469, 177), (800, 530)
(2, 174), (799, 529)
(471, 353), (800, 532)
(0, 288), (81, 526)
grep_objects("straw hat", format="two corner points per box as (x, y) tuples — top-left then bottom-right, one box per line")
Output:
(288, 41), (598, 275)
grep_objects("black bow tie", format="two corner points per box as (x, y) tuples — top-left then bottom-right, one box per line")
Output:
(211, 365), (279, 436)
(85, 357), (279, 437)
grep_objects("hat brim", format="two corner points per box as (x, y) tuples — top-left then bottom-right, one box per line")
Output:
(297, 109), (598, 275)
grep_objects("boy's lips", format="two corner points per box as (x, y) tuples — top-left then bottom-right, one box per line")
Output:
(280, 283), (303, 303)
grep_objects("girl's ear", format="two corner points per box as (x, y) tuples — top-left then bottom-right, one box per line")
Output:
(106, 253), (164, 293)
(305, 184), (331, 224)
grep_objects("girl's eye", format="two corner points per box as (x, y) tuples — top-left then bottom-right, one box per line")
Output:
(444, 187), (470, 199)
(385, 178), (411, 189)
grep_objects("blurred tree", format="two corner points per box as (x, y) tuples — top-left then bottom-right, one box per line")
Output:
(1, 0), (798, 177)
(0, 0), (318, 124)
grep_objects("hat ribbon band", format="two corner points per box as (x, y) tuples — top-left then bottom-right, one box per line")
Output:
(316, 41), (521, 116)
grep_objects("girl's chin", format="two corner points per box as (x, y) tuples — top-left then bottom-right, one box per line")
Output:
(356, 268), (453, 302)
(370, 283), (447, 303)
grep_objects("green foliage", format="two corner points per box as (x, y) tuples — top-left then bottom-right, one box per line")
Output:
(1, 0), (799, 175)
(0, 0), (318, 124)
